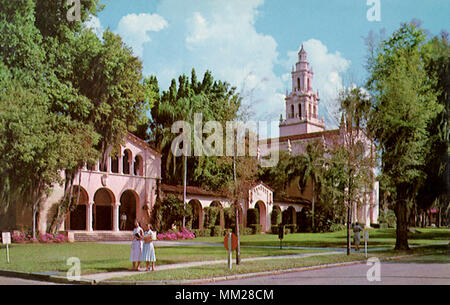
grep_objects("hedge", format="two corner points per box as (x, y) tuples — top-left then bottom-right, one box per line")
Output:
(247, 208), (259, 226)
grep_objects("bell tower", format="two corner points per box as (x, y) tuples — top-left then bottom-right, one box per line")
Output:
(280, 45), (325, 137)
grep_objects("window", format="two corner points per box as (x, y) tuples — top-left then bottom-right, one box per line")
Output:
(291, 104), (294, 119)
(298, 103), (302, 118)
(297, 78), (300, 91)
(134, 155), (143, 176)
(123, 150), (132, 175)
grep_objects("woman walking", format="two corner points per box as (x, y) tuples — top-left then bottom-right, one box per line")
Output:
(130, 220), (143, 270)
(141, 223), (157, 271)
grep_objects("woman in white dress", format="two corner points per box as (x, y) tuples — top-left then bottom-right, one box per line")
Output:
(130, 220), (143, 270)
(141, 223), (156, 271)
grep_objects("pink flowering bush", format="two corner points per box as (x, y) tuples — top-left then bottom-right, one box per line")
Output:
(10, 231), (69, 244)
(157, 228), (195, 241)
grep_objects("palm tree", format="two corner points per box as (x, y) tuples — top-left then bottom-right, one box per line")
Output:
(287, 139), (326, 232)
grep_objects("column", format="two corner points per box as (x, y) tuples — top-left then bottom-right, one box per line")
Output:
(113, 202), (120, 232)
(87, 202), (94, 231)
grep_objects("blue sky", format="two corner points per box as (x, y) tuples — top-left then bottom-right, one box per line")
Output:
(88, 0), (449, 131)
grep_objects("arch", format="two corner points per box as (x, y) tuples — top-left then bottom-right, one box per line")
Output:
(286, 206), (297, 225)
(119, 190), (139, 231)
(255, 200), (267, 232)
(210, 200), (224, 228)
(298, 103), (302, 118)
(69, 186), (88, 230)
(297, 77), (300, 91)
(134, 154), (144, 176)
(188, 199), (203, 230)
(122, 149), (132, 175)
(93, 188), (115, 230)
(290, 104), (294, 119)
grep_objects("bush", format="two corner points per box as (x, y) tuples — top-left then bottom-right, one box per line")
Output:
(285, 224), (297, 234)
(157, 227), (195, 240)
(223, 207), (235, 228)
(329, 223), (346, 232)
(210, 226), (223, 237)
(247, 208), (259, 226)
(248, 224), (262, 234)
(271, 209), (281, 225)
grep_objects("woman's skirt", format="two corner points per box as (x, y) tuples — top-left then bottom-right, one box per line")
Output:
(141, 242), (156, 262)
(130, 240), (143, 262)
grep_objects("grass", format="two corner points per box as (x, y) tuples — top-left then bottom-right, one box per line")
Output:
(0, 227), (447, 280)
(186, 227), (450, 248)
(0, 243), (323, 275)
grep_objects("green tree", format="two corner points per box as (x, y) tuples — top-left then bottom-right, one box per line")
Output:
(367, 23), (442, 250)
(287, 140), (326, 232)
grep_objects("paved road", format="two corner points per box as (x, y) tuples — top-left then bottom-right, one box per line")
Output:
(0, 276), (60, 285)
(208, 262), (450, 285)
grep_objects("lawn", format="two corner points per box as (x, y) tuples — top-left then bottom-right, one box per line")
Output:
(0, 242), (323, 275)
(188, 227), (450, 248)
(0, 228), (447, 279)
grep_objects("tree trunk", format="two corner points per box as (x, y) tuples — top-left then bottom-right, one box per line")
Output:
(394, 199), (409, 250)
(235, 206), (241, 265)
(347, 205), (351, 255)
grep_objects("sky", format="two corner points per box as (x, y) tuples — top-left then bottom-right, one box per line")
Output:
(87, 0), (449, 134)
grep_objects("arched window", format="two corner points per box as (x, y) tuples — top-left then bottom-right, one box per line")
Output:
(290, 104), (294, 119)
(298, 103), (302, 118)
(122, 149), (132, 175)
(297, 78), (300, 91)
(134, 155), (143, 176)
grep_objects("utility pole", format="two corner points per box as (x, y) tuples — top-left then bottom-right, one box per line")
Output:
(183, 154), (187, 228)
(233, 129), (241, 265)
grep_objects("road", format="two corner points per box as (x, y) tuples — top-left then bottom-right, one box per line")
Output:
(209, 262), (450, 285)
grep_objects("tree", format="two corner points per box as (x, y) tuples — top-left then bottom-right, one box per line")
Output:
(367, 23), (442, 250)
(336, 86), (376, 254)
(286, 139), (326, 232)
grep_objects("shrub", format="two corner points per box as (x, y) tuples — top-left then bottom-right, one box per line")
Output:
(223, 208), (235, 228)
(285, 224), (297, 234)
(248, 224), (262, 234)
(204, 207), (221, 228)
(247, 208), (259, 226)
(271, 209), (281, 225)
(157, 227), (195, 240)
(210, 226), (223, 237)
(329, 223), (346, 232)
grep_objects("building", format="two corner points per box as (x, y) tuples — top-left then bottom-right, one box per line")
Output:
(35, 132), (162, 239)
(260, 45), (379, 227)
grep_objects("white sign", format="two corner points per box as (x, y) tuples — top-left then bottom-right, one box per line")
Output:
(1, 232), (11, 245)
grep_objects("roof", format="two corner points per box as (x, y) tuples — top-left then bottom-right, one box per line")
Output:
(273, 194), (311, 207)
(266, 129), (340, 145)
(126, 132), (162, 158)
(160, 184), (228, 198)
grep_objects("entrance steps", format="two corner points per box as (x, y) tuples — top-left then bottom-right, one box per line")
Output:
(69, 231), (133, 242)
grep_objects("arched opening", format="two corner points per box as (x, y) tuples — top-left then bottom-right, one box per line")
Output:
(93, 188), (115, 231)
(134, 155), (143, 176)
(69, 186), (88, 230)
(283, 206), (297, 225)
(298, 103), (302, 118)
(188, 199), (203, 230)
(210, 201), (224, 229)
(255, 200), (267, 232)
(291, 104), (294, 119)
(119, 190), (139, 231)
(122, 149), (132, 175)
(297, 78), (300, 91)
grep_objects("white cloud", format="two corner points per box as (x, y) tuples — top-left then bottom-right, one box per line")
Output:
(285, 39), (351, 128)
(85, 15), (104, 38)
(181, 0), (284, 121)
(115, 13), (168, 58)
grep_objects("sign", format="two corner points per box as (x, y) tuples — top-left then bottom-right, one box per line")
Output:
(224, 233), (238, 251)
(2, 232), (11, 263)
(1, 232), (11, 245)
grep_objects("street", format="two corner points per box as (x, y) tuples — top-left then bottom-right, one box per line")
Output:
(208, 262), (450, 285)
